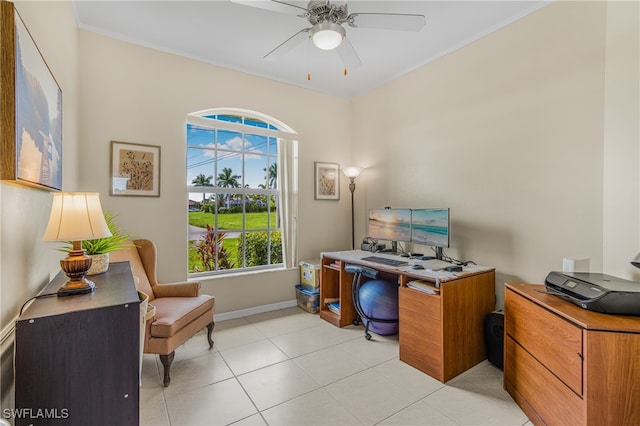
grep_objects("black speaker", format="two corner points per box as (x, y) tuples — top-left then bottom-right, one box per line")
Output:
(484, 311), (504, 369)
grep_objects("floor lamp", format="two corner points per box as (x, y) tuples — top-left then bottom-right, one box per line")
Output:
(343, 166), (362, 250)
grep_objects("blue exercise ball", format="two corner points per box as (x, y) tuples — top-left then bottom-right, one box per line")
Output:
(358, 279), (399, 335)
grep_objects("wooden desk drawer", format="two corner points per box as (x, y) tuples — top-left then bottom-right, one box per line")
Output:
(399, 287), (443, 380)
(505, 337), (584, 425)
(505, 288), (583, 396)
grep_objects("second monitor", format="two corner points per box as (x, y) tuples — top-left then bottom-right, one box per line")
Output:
(367, 207), (450, 259)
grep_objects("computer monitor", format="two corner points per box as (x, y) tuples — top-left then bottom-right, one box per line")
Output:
(367, 208), (411, 253)
(411, 208), (450, 259)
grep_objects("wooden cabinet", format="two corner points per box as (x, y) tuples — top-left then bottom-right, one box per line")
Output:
(320, 251), (496, 382)
(319, 257), (356, 327)
(504, 283), (640, 426)
(399, 270), (495, 382)
(15, 262), (140, 426)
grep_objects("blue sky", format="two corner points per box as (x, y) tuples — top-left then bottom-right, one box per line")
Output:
(187, 124), (277, 201)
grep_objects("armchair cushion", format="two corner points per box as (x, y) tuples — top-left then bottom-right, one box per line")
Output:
(150, 295), (215, 338)
(153, 281), (201, 298)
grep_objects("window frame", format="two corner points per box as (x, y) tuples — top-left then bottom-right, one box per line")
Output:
(187, 111), (292, 277)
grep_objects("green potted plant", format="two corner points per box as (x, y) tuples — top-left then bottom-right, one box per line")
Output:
(61, 211), (134, 275)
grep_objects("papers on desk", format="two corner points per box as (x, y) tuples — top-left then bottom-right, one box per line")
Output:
(406, 280), (440, 295)
(420, 259), (454, 271)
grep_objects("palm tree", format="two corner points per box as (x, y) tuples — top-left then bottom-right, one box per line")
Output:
(217, 167), (241, 208)
(192, 173), (213, 201)
(264, 163), (277, 189)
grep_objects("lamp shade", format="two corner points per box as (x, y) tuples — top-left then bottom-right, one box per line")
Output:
(310, 21), (345, 50)
(343, 166), (362, 179)
(43, 192), (112, 242)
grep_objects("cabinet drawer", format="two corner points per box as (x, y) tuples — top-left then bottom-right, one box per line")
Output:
(505, 337), (584, 425)
(399, 287), (443, 380)
(505, 288), (583, 395)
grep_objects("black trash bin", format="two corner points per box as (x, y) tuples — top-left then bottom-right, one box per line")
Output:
(484, 311), (504, 369)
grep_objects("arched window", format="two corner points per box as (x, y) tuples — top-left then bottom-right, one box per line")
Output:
(186, 108), (298, 276)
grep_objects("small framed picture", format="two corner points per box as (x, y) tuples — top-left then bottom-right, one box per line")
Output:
(314, 162), (340, 200)
(110, 141), (160, 197)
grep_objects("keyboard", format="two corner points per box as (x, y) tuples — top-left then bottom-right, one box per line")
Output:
(361, 256), (408, 267)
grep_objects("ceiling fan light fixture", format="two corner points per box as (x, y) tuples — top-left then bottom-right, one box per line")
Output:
(310, 21), (345, 50)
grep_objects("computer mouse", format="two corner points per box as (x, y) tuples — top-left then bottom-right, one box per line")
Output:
(412, 264), (425, 270)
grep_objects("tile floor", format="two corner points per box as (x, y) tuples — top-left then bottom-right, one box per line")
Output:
(140, 307), (532, 426)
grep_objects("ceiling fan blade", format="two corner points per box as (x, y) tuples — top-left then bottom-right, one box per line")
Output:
(336, 36), (362, 70)
(264, 28), (310, 61)
(347, 13), (426, 32)
(231, 0), (308, 16)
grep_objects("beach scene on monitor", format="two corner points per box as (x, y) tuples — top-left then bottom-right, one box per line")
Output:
(411, 209), (449, 247)
(368, 209), (411, 242)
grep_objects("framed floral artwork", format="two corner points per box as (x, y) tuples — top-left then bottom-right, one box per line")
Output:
(314, 161), (339, 200)
(110, 141), (160, 197)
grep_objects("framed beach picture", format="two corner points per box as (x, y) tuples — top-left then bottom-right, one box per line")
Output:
(110, 141), (161, 197)
(314, 162), (340, 200)
(0, 3), (63, 191)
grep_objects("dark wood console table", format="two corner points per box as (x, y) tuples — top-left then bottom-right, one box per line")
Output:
(320, 251), (496, 382)
(15, 261), (140, 426)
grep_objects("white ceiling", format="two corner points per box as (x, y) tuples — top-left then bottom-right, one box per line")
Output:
(72, 0), (551, 99)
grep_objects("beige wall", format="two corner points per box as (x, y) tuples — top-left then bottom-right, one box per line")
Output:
(352, 1), (639, 308)
(77, 31), (354, 314)
(0, 0), (79, 410)
(602, 0), (640, 279)
(1, 0), (80, 329)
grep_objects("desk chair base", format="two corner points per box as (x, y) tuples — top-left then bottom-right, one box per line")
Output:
(346, 264), (399, 340)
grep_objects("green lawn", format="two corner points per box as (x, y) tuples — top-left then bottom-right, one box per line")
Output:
(188, 211), (278, 273)
(189, 211), (277, 230)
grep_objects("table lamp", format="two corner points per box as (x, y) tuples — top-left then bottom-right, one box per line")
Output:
(42, 192), (112, 296)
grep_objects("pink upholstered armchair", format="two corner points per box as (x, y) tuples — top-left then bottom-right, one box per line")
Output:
(110, 239), (215, 386)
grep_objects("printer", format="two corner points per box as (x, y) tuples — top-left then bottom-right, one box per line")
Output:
(545, 271), (640, 316)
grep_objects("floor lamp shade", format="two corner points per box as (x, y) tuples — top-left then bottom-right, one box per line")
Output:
(343, 166), (361, 180)
(42, 192), (111, 296)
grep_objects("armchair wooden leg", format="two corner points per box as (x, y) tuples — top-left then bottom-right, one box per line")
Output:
(206, 321), (215, 349)
(159, 351), (175, 387)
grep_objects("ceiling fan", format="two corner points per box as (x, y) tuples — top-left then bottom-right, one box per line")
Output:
(232, 0), (426, 72)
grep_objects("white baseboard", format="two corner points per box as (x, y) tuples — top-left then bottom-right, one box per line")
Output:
(213, 299), (297, 322)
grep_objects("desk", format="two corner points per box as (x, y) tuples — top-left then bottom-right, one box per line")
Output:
(320, 250), (496, 382)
